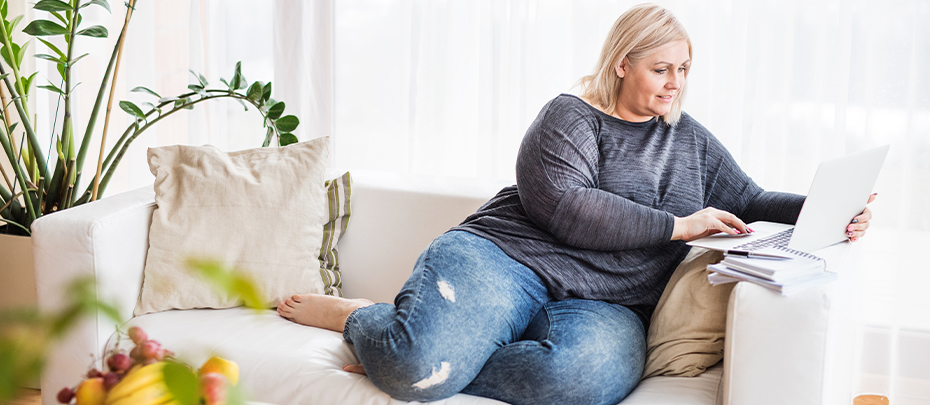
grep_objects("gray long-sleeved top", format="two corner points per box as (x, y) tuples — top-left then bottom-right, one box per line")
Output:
(453, 94), (806, 327)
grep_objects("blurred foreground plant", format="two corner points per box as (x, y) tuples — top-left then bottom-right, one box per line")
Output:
(0, 258), (262, 404)
(0, 277), (121, 400)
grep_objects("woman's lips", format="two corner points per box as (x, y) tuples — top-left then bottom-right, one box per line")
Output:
(657, 94), (675, 103)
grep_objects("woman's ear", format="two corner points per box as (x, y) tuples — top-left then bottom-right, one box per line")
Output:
(614, 58), (627, 79)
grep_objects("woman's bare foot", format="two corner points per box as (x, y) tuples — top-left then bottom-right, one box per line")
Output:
(277, 294), (374, 332)
(343, 364), (367, 375)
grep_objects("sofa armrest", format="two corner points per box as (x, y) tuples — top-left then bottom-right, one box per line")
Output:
(721, 242), (859, 405)
(32, 186), (155, 403)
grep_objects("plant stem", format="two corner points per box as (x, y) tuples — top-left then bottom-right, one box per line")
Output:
(0, 63), (46, 181)
(0, 124), (35, 225)
(91, 0), (134, 202)
(60, 0), (81, 206)
(0, 6), (28, 119)
(91, 92), (266, 199)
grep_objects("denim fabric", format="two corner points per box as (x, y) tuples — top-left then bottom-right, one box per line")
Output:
(344, 231), (646, 405)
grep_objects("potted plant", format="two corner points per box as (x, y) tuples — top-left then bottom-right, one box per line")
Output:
(0, 0), (301, 355)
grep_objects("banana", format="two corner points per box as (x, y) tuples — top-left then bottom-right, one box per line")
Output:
(106, 382), (172, 405)
(104, 362), (169, 405)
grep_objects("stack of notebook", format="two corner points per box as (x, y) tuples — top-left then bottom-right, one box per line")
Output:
(706, 246), (837, 295)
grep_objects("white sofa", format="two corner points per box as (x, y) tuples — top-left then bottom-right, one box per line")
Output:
(33, 170), (861, 405)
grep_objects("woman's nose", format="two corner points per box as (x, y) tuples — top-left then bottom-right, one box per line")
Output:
(667, 73), (683, 89)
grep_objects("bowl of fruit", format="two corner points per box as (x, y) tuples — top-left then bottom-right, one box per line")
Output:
(56, 327), (241, 405)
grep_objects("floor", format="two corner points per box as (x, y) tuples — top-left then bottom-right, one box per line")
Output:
(0, 390), (39, 405)
(0, 390), (890, 405)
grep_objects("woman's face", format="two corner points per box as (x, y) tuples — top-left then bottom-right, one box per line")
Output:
(614, 40), (690, 122)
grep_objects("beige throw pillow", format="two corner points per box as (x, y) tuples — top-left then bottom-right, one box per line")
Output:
(642, 247), (732, 378)
(135, 138), (330, 316)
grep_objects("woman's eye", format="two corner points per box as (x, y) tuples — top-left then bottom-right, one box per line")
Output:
(654, 69), (667, 74)
(679, 66), (688, 72)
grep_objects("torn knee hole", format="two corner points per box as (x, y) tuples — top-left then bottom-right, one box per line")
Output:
(437, 281), (455, 302)
(412, 361), (451, 389)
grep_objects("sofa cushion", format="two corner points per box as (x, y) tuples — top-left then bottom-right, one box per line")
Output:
(114, 308), (506, 405)
(136, 138), (330, 315)
(114, 308), (722, 405)
(319, 172), (353, 297)
(643, 247), (732, 378)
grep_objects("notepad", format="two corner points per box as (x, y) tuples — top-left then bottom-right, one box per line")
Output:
(707, 246), (836, 295)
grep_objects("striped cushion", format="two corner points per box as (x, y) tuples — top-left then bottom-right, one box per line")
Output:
(319, 172), (352, 297)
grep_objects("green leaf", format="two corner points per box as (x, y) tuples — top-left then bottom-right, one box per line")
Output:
(81, 0), (111, 13)
(163, 362), (200, 405)
(38, 83), (64, 95)
(56, 63), (64, 80)
(261, 126), (274, 147)
(279, 133), (298, 146)
(246, 81), (263, 102)
(185, 258), (263, 309)
(22, 20), (70, 36)
(76, 25), (108, 38)
(0, 43), (19, 70)
(69, 52), (89, 65)
(157, 96), (179, 103)
(119, 100), (146, 120)
(131, 86), (161, 99)
(188, 69), (207, 87)
(174, 97), (194, 110)
(50, 11), (67, 26)
(274, 115), (299, 133)
(0, 0), (7, 19)
(266, 101), (285, 120)
(234, 98), (248, 112)
(14, 39), (28, 67)
(34, 0), (73, 12)
(34, 53), (64, 63)
(37, 38), (65, 59)
(219, 77), (230, 89)
(23, 72), (37, 93)
(229, 61), (242, 90)
(262, 82), (271, 102)
(9, 14), (23, 32)
(55, 136), (64, 161)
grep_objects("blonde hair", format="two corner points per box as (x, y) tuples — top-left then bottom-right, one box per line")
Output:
(578, 4), (691, 126)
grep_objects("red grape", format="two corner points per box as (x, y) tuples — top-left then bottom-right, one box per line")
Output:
(107, 352), (132, 372)
(56, 387), (74, 403)
(129, 345), (143, 362)
(127, 327), (147, 344)
(103, 372), (120, 390)
(141, 340), (162, 360)
(86, 368), (103, 379)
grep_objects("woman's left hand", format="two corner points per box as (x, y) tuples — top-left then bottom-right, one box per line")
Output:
(847, 193), (877, 242)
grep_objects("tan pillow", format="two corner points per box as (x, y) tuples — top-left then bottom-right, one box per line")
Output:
(135, 138), (330, 316)
(642, 247), (732, 378)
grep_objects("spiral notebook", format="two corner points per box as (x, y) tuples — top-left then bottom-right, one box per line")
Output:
(720, 246), (826, 281)
(708, 246), (835, 295)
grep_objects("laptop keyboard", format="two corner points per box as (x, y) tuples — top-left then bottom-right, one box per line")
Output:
(733, 228), (794, 251)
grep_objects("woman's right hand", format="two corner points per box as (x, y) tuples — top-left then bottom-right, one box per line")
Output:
(671, 207), (751, 242)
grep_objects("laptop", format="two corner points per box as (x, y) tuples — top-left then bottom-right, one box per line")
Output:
(687, 144), (890, 255)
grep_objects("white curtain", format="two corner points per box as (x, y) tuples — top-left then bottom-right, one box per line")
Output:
(30, 0), (929, 402)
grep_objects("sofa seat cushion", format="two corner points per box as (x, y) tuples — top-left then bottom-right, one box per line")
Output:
(114, 307), (504, 405)
(622, 364), (722, 405)
(114, 307), (721, 405)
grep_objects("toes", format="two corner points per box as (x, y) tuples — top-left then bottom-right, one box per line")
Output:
(291, 294), (304, 303)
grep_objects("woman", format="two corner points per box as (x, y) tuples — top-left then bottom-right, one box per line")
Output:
(277, 4), (875, 404)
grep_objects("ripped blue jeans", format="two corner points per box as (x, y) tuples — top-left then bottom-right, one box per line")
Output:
(343, 231), (646, 405)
